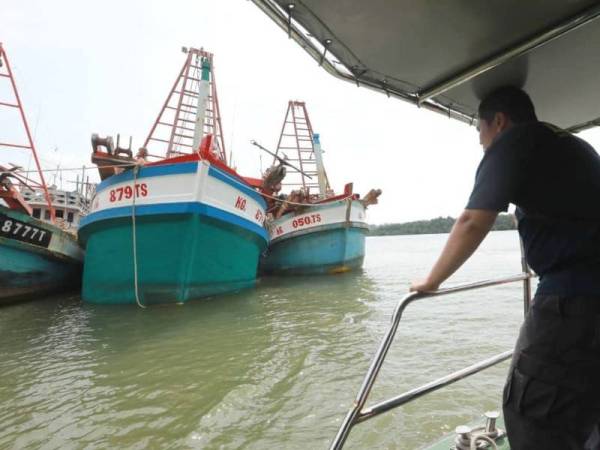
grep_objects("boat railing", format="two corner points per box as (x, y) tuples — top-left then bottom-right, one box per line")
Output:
(330, 271), (534, 450)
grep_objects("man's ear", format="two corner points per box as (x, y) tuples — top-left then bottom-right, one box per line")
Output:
(494, 112), (510, 131)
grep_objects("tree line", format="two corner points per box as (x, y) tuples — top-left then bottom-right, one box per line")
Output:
(369, 213), (516, 236)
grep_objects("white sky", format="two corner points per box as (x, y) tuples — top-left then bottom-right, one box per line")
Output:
(2, 0), (600, 224)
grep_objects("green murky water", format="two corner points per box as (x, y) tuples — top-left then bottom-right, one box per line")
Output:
(0, 231), (528, 449)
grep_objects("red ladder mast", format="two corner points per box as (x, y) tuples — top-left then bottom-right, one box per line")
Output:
(144, 47), (227, 163)
(273, 100), (330, 196)
(0, 43), (55, 221)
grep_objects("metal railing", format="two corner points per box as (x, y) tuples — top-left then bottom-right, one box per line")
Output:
(330, 272), (534, 450)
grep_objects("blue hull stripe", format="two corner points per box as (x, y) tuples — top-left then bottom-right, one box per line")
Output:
(80, 202), (269, 241)
(207, 167), (266, 208)
(97, 162), (199, 191)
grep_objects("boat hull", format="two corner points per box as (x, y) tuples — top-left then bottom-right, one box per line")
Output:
(262, 200), (368, 275)
(79, 159), (268, 305)
(0, 207), (83, 305)
(262, 224), (366, 275)
(81, 213), (265, 304)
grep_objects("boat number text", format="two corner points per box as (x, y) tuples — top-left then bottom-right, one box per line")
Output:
(255, 210), (264, 224)
(235, 196), (247, 211)
(0, 213), (52, 248)
(292, 214), (322, 229)
(109, 183), (148, 202)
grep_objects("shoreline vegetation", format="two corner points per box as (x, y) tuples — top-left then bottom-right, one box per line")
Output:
(369, 213), (516, 236)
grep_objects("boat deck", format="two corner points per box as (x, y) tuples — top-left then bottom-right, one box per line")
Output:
(425, 416), (509, 450)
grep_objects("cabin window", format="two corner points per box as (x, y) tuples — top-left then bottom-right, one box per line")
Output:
(55, 209), (64, 219)
(67, 212), (74, 223)
(32, 208), (41, 218)
(44, 210), (50, 220)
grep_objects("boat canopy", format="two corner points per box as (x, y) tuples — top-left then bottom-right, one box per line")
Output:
(251, 1), (600, 132)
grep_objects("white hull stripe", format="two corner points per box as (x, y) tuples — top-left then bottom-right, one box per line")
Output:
(207, 167), (266, 208)
(268, 200), (367, 240)
(89, 161), (267, 233)
(270, 221), (368, 244)
(97, 162), (198, 191)
(95, 163), (266, 210)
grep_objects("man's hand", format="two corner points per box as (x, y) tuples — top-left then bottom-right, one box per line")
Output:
(409, 209), (498, 294)
(410, 278), (440, 293)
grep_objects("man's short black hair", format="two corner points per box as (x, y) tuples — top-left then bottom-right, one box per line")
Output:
(478, 86), (538, 124)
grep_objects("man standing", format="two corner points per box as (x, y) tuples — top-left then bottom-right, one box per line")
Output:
(411, 86), (600, 449)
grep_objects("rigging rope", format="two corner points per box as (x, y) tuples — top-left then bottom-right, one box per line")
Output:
(6, 163), (137, 174)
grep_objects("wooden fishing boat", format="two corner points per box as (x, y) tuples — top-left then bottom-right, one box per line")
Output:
(250, 1), (600, 448)
(260, 101), (379, 275)
(0, 43), (83, 305)
(0, 206), (83, 304)
(79, 48), (268, 305)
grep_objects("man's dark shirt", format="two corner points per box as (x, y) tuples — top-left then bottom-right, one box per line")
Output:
(466, 121), (600, 295)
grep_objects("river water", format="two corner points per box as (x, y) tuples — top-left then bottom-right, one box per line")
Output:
(0, 231), (530, 450)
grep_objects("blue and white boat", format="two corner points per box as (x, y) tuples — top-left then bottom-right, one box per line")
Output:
(262, 197), (369, 274)
(79, 48), (268, 305)
(261, 101), (378, 275)
(79, 144), (268, 305)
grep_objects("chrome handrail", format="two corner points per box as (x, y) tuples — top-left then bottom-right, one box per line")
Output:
(330, 272), (534, 450)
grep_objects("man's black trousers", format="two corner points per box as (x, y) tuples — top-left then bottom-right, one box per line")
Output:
(503, 294), (600, 449)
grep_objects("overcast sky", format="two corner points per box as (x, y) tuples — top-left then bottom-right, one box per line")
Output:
(2, 0), (600, 224)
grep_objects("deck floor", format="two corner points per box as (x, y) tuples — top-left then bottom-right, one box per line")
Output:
(424, 416), (509, 449)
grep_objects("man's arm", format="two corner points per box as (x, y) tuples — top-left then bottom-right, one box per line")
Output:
(410, 209), (498, 292)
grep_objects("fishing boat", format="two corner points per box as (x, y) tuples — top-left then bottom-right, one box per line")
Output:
(0, 43), (83, 305)
(21, 178), (93, 230)
(260, 101), (380, 275)
(79, 48), (268, 305)
(251, 1), (600, 449)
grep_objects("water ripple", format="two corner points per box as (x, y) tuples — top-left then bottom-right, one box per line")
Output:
(0, 231), (524, 449)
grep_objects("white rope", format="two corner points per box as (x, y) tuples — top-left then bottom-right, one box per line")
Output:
(470, 434), (497, 450)
(131, 165), (145, 309)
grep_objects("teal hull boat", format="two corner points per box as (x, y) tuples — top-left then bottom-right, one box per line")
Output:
(81, 48), (269, 305)
(0, 206), (83, 305)
(262, 200), (369, 275)
(79, 158), (268, 305)
(259, 102), (378, 276)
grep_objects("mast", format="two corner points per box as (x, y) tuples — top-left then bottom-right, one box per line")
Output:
(0, 43), (55, 221)
(274, 101), (330, 196)
(312, 133), (328, 196)
(144, 47), (227, 162)
(192, 58), (211, 150)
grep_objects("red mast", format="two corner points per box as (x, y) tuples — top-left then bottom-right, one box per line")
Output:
(273, 101), (330, 195)
(144, 47), (227, 163)
(0, 43), (55, 221)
